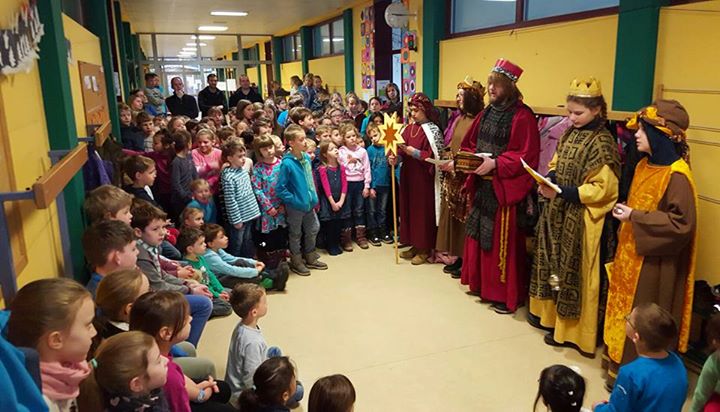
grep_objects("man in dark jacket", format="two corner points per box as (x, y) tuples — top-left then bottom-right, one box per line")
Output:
(165, 76), (199, 118)
(228, 74), (263, 108)
(198, 73), (228, 116)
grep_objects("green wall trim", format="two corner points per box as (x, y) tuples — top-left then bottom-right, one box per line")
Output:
(37, 0), (87, 281)
(255, 44), (263, 97)
(112, 1), (130, 101)
(271, 36), (282, 83)
(343, 8), (354, 93)
(300, 26), (312, 75)
(421, 0), (446, 100)
(132, 34), (142, 88)
(122, 22), (137, 91)
(85, 0), (122, 139)
(612, 0), (670, 111)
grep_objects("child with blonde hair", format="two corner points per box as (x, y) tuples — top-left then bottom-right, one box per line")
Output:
(221, 140), (261, 258)
(191, 129), (223, 194)
(338, 124), (371, 251)
(8, 279), (96, 411)
(187, 178), (217, 223)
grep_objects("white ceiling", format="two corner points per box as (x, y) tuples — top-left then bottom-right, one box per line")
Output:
(120, 0), (360, 58)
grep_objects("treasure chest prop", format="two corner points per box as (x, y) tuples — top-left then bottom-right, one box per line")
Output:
(454, 151), (485, 173)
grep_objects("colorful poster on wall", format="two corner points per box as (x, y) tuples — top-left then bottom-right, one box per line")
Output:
(360, 5), (375, 92)
(402, 62), (416, 96)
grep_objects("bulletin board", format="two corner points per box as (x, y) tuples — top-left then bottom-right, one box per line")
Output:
(78, 61), (110, 131)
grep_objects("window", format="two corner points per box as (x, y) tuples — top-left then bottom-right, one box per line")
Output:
(450, 0), (618, 35)
(312, 17), (344, 58)
(525, 0), (618, 20)
(282, 32), (301, 62)
(451, 0), (516, 34)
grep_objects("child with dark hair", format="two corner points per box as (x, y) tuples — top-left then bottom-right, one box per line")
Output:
(594, 303), (688, 411)
(170, 130), (198, 220)
(691, 313), (720, 411)
(176, 227), (233, 319)
(534, 365), (587, 412)
(123, 155), (160, 207)
(308, 375), (356, 412)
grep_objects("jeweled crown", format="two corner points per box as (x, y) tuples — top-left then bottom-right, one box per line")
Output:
(569, 77), (602, 98)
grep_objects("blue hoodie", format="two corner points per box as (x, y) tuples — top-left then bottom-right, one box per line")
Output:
(276, 151), (318, 212)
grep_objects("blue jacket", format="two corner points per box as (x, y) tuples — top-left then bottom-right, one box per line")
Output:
(0, 311), (48, 412)
(277, 152), (318, 212)
(367, 144), (391, 188)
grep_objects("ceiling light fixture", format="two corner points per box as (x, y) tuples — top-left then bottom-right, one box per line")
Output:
(186, 42), (207, 46)
(191, 35), (215, 40)
(198, 25), (228, 32)
(182, 47), (197, 51)
(210, 11), (248, 17)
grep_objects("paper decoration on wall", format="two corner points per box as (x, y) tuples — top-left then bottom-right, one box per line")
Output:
(0, 0), (44, 76)
(403, 30), (417, 52)
(402, 62), (416, 96)
(360, 5), (375, 92)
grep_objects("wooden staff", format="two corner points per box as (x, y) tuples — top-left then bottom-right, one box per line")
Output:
(379, 113), (405, 264)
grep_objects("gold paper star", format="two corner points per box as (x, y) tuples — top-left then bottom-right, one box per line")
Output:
(378, 112), (405, 156)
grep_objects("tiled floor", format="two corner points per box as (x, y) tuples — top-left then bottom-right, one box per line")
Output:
(197, 245), (695, 411)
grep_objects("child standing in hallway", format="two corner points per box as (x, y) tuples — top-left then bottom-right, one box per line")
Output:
(338, 124), (371, 251)
(317, 141), (348, 256)
(221, 140), (261, 259)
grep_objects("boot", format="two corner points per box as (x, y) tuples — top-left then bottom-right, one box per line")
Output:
(289, 254), (310, 276)
(261, 249), (286, 271)
(368, 228), (382, 247)
(355, 225), (369, 249)
(341, 228), (354, 252)
(400, 246), (416, 260)
(304, 250), (328, 270)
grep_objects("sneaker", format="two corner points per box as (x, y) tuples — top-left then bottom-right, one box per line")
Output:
(368, 229), (382, 247)
(381, 233), (394, 244)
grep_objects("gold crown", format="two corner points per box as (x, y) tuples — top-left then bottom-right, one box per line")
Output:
(569, 77), (602, 98)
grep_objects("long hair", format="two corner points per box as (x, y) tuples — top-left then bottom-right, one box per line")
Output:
(488, 72), (523, 106)
(239, 357), (296, 412)
(308, 374), (356, 412)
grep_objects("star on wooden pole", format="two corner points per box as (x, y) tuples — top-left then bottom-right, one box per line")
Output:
(378, 112), (405, 156)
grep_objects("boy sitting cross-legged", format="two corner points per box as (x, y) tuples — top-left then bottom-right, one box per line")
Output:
(593, 303), (688, 412)
(176, 227), (233, 319)
(225, 284), (303, 408)
(203, 223), (289, 291)
(131, 200), (213, 347)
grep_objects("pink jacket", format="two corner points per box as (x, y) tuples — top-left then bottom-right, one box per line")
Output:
(191, 148), (223, 193)
(338, 145), (371, 188)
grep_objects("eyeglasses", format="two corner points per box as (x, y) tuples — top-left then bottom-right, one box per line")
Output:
(624, 314), (635, 330)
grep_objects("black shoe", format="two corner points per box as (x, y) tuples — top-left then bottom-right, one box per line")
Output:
(368, 229), (382, 247)
(527, 313), (554, 332)
(450, 269), (461, 279)
(272, 262), (290, 292)
(328, 245), (343, 256)
(491, 303), (514, 315)
(465, 290), (481, 297)
(381, 233), (394, 244)
(543, 333), (596, 359)
(443, 258), (463, 274)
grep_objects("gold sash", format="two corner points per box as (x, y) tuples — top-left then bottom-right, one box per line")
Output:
(604, 158), (697, 363)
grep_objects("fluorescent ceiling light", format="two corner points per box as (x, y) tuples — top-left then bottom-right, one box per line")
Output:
(323, 38), (343, 42)
(186, 42), (207, 46)
(182, 47), (197, 51)
(191, 35), (216, 40)
(198, 25), (228, 32)
(211, 11), (248, 17)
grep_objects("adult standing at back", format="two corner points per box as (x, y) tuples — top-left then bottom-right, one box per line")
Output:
(229, 74), (263, 108)
(165, 76), (199, 119)
(198, 73), (228, 117)
(459, 59), (540, 315)
(298, 73), (321, 111)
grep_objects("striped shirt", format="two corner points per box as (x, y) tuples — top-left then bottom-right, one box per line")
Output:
(221, 166), (261, 225)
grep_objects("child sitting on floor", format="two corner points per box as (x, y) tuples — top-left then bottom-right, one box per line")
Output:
(123, 155), (160, 208)
(176, 227), (233, 319)
(593, 303), (687, 412)
(535, 365), (588, 412)
(187, 178), (217, 224)
(308, 375), (356, 412)
(82, 220), (138, 297)
(691, 313), (720, 412)
(180, 206), (205, 230)
(226, 285), (303, 408)
(203, 223), (288, 291)
(84, 184), (134, 225)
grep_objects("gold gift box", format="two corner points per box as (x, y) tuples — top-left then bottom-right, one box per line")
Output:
(454, 151), (486, 173)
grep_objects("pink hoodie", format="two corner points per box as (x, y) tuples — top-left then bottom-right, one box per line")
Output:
(338, 145), (371, 188)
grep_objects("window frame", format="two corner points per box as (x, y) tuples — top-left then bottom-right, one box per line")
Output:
(446, 0), (619, 39)
(281, 31), (302, 63)
(310, 16), (345, 59)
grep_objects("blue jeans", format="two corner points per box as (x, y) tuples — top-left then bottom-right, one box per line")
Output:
(160, 239), (182, 260)
(344, 181), (366, 228)
(267, 347), (304, 403)
(227, 220), (256, 258)
(367, 186), (389, 231)
(286, 207), (320, 256)
(185, 294), (212, 347)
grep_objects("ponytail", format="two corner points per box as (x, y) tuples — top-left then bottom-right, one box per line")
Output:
(239, 357), (296, 412)
(534, 365), (585, 412)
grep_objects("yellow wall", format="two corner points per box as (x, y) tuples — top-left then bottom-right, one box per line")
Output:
(280, 61), (304, 91)
(309, 55), (346, 93)
(353, 0), (373, 98)
(0, 2), (67, 296)
(63, 14), (104, 137)
(439, 15), (618, 107)
(655, 1), (720, 283)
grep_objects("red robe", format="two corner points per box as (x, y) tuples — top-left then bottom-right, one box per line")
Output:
(398, 123), (438, 251)
(460, 102), (540, 311)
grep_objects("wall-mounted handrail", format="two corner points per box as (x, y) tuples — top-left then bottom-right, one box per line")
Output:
(0, 143), (88, 304)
